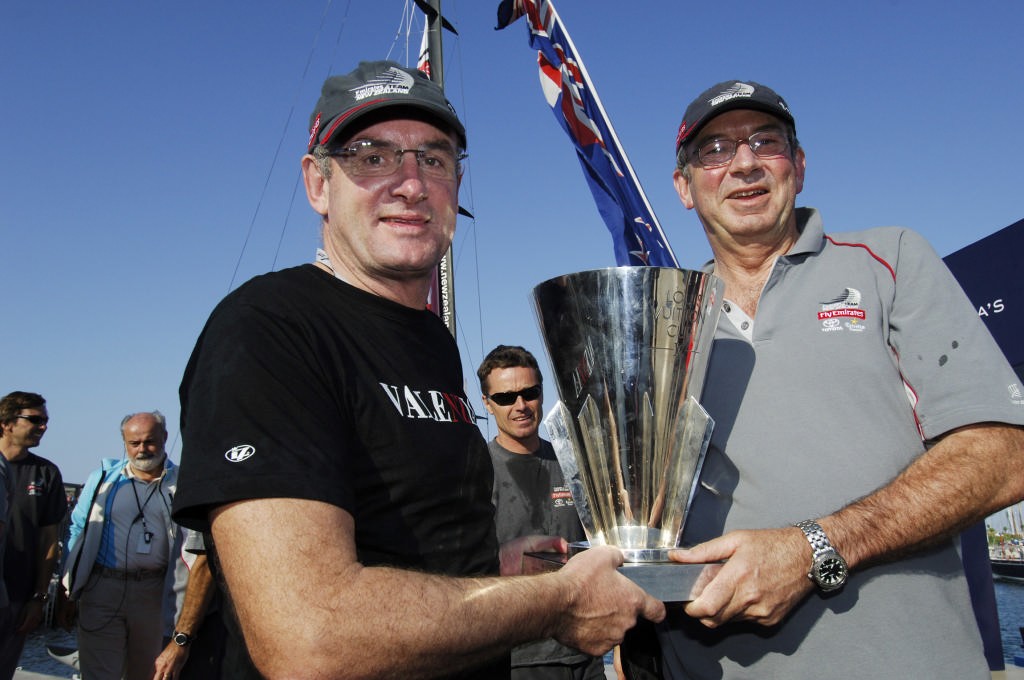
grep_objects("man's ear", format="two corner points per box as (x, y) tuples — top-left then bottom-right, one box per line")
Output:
(793, 147), (807, 195)
(673, 168), (695, 210)
(302, 155), (329, 217)
(481, 394), (495, 417)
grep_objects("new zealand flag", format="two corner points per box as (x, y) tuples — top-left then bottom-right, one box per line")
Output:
(496, 0), (677, 267)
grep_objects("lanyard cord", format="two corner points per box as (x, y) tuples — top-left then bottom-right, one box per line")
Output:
(129, 474), (160, 534)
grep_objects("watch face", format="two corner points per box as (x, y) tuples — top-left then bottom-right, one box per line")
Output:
(173, 632), (190, 647)
(815, 556), (848, 590)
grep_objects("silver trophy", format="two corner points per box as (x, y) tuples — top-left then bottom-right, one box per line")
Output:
(532, 267), (724, 601)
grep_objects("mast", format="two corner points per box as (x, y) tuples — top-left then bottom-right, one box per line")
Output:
(417, 0), (457, 337)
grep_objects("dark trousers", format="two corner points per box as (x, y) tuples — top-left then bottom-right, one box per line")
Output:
(0, 602), (27, 680)
(511, 655), (606, 680)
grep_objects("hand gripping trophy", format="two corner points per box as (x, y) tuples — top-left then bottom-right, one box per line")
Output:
(532, 266), (723, 601)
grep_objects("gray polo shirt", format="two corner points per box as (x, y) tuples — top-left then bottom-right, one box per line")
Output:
(660, 207), (1024, 679)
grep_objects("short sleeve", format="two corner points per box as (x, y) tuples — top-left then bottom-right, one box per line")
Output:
(886, 229), (1024, 438)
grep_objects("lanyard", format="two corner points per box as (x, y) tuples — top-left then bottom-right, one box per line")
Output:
(129, 475), (160, 540)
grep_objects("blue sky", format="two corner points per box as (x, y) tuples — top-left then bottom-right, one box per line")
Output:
(2, 0), (1023, 487)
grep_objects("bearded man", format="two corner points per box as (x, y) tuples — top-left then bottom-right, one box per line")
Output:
(62, 411), (191, 680)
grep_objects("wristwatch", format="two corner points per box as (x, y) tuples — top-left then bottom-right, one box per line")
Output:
(794, 519), (848, 592)
(172, 631), (194, 647)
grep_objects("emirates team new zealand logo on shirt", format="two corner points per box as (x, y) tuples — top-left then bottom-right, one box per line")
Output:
(818, 287), (866, 333)
(551, 486), (574, 508)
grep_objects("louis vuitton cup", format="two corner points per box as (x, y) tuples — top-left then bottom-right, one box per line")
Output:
(531, 266), (724, 601)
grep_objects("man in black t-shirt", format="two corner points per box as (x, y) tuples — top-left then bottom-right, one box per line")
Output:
(172, 60), (663, 680)
(478, 345), (605, 680)
(0, 391), (67, 680)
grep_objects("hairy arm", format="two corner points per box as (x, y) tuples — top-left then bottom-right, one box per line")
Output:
(673, 423), (1024, 627)
(212, 497), (664, 680)
(824, 423), (1024, 567)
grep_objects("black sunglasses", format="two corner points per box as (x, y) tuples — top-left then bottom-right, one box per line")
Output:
(486, 385), (541, 406)
(16, 414), (49, 425)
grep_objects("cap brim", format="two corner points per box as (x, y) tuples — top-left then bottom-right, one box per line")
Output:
(316, 98), (467, 150)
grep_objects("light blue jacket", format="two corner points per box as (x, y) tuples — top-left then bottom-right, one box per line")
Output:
(61, 457), (183, 636)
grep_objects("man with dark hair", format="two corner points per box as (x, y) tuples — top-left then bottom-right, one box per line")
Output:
(0, 391), (66, 680)
(172, 60), (663, 680)
(477, 345), (603, 680)
(655, 79), (1024, 679)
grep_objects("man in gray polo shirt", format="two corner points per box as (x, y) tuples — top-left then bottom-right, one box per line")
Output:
(655, 80), (1024, 679)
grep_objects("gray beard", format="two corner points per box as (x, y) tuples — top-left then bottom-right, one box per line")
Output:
(130, 451), (166, 475)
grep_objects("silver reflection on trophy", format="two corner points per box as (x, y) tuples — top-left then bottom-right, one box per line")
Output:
(533, 267), (723, 562)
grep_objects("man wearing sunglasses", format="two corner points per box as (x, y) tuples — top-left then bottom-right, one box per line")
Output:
(172, 61), (663, 680)
(0, 391), (67, 680)
(477, 345), (603, 680)
(645, 80), (1024, 679)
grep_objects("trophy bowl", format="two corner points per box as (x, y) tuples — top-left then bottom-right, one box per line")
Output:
(531, 266), (724, 600)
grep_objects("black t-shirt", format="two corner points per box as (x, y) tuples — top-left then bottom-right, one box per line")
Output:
(174, 265), (504, 678)
(4, 452), (66, 603)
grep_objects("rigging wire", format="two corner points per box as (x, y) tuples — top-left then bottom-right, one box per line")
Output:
(385, 1), (418, 66)
(229, 0), (353, 288)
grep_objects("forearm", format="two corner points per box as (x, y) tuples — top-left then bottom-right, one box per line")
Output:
(304, 564), (567, 677)
(822, 423), (1024, 569)
(213, 497), (655, 680)
(221, 536), (568, 677)
(174, 555), (214, 635)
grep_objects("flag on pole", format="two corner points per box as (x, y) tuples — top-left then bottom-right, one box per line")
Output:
(416, 18), (432, 78)
(496, 0), (678, 267)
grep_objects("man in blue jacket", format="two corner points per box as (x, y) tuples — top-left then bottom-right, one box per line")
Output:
(61, 411), (189, 680)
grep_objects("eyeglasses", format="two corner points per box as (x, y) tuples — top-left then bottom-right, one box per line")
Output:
(327, 140), (466, 181)
(486, 385), (541, 406)
(692, 130), (790, 168)
(16, 414), (49, 425)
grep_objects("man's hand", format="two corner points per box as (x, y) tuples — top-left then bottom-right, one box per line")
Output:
(499, 535), (567, 576)
(669, 527), (813, 628)
(151, 641), (189, 680)
(551, 545), (666, 655)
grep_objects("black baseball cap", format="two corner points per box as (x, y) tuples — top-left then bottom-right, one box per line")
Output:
(307, 60), (467, 152)
(675, 80), (794, 151)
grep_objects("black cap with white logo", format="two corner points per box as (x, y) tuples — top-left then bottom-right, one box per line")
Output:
(675, 80), (794, 151)
(307, 60), (466, 152)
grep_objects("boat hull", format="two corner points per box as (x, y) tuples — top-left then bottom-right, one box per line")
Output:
(991, 558), (1024, 581)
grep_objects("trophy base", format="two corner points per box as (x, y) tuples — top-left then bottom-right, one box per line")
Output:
(524, 542), (713, 602)
(617, 561), (708, 603)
